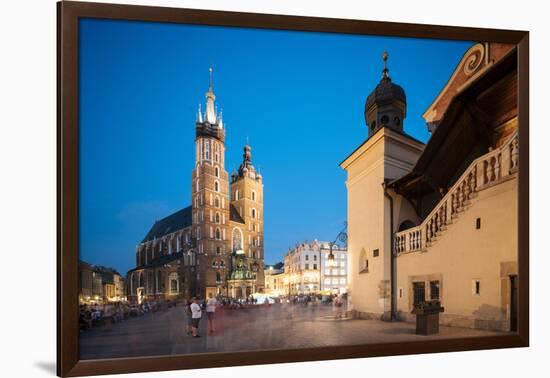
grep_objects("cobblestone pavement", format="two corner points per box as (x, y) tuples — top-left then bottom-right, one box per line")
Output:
(80, 303), (504, 359)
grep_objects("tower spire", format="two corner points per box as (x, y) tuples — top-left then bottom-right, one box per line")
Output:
(382, 51), (390, 80)
(205, 66), (217, 124)
(196, 103), (203, 123)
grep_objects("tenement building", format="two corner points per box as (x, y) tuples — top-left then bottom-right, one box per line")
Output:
(264, 266), (285, 297)
(340, 44), (518, 331)
(127, 69), (265, 303)
(283, 240), (347, 295)
(320, 243), (348, 294)
(79, 261), (126, 304)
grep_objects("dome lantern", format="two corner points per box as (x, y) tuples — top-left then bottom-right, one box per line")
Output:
(364, 51), (407, 137)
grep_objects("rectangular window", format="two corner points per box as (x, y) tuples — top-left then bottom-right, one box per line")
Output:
(313, 264), (317, 270)
(473, 280), (481, 295)
(430, 280), (440, 300)
(476, 218), (481, 229)
(373, 249), (379, 257)
(305, 264), (309, 270)
(413, 282), (425, 305)
(339, 278), (346, 284)
(305, 255), (309, 260)
(399, 287), (403, 298)
(313, 255), (317, 261)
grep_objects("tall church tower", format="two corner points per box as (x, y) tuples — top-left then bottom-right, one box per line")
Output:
(191, 68), (232, 298)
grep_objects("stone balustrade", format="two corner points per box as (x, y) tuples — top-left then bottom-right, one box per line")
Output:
(394, 131), (518, 254)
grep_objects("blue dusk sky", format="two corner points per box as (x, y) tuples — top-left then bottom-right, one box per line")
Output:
(79, 18), (473, 274)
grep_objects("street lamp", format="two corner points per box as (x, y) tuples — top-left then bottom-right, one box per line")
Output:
(327, 222), (348, 268)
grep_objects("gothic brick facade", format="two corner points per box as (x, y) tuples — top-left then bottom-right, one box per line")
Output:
(127, 69), (264, 303)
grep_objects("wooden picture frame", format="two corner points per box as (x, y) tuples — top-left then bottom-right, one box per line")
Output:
(57, 1), (529, 376)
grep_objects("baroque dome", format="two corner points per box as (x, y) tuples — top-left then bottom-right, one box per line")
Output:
(365, 76), (406, 111)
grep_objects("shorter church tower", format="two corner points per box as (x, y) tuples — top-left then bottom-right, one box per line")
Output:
(227, 144), (265, 297)
(341, 52), (423, 320)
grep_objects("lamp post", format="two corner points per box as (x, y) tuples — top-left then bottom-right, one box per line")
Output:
(326, 222), (348, 291)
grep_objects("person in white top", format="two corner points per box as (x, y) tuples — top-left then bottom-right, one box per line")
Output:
(190, 297), (202, 337)
(206, 293), (218, 333)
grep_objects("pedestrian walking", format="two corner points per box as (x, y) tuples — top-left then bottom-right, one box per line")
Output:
(185, 298), (193, 336)
(206, 293), (218, 333)
(190, 297), (202, 337)
(333, 294), (344, 319)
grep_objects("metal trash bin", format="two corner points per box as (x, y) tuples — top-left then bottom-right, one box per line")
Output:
(411, 300), (444, 335)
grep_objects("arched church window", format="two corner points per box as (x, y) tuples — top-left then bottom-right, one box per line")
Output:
(214, 181), (219, 192)
(215, 196), (220, 208)
(216, 271), (221, 282)
(232, 228), (243, 251)
(359, 248), (369, 273)
(215, 227), (221, 240)
(205, 140), (210, 160)
(251, 208), (256, 219)
(215, 212), (220, 224)
(215, 166), (219, 177)
(169, 272), (179, 294)
(252, 190), (256, 201)
(381, 115), (389, 125)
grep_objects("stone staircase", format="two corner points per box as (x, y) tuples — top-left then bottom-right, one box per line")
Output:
(394, 131), (518, 254)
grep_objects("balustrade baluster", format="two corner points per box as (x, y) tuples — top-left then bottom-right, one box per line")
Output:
(396, 236), (400, 253)
(495, 154), (501, 180)
(483, 160), (490, 184)
(511, 137), (519, 171)
(457, 183), (464, 210)
(490, 157), (497, 182)
(473, 165), (478, 191)
(464, 175), (470, 201)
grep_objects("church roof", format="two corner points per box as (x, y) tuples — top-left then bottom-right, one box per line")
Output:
(229, 204), (246, 224)
(128, 251), (185, 273)
(141, 206), (192, 243)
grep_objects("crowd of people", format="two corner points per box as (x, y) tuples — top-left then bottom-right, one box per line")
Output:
(80, 292), (348, 334)
(79, 300), (176, 331)
(180, 292), (349, 337)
